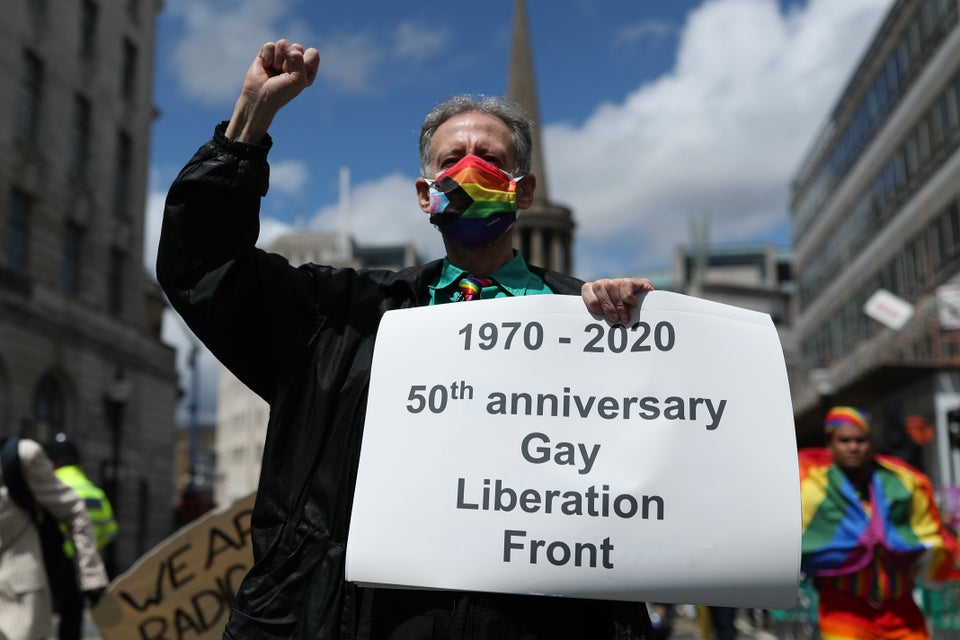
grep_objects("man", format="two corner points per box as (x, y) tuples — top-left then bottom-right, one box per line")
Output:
(0, 438), (107, 640)
(799, 406), (959, 640)
(158, 40), (653, 639)
(45, 433), (117, 640)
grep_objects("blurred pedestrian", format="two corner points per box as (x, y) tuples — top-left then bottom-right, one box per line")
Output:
(707, 606), (737, 640)
(45, 433), (117, 640)
(695, 605), (712, 639)
(800, 406), (960, 640)
(0, 437), (107, 640)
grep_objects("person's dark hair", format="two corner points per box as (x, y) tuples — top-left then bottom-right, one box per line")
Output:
(419, 94), (533, 178)
(45, 432), (80, 466)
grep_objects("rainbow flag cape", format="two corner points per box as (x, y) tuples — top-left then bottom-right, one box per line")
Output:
(799, 447), (960, 583)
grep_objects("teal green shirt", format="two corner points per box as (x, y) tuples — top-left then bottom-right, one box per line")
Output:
(428, 252), (552, 305)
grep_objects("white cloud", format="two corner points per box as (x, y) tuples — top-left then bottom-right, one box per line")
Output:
(165, 1), (452, 101)
(393, 21), (450, 61)
(166, 0), (310, 105)
(614, 20), (676, 47)
(308, 172), (444, 258)
(315, 33), (385, 94)
(541, 0), (893, 276)
(268, 160), (310, 196)
(315, 21), (452, 94)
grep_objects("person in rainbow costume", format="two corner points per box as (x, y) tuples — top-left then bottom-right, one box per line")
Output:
(800, 406), (960, 640)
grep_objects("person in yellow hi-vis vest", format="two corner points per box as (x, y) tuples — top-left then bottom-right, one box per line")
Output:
(45, 433), (117, 640)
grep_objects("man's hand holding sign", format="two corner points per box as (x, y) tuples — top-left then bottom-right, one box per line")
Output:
(346, 292), (800, 608)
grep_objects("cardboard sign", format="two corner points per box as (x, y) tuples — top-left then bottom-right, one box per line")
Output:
(346, 292), (800, 608)
(91, 493), (255, 640)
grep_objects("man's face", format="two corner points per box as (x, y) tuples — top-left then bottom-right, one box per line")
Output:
(827, 424), (873, 473)
(429, 111), (517, 176)
(416, 111), (535, 213)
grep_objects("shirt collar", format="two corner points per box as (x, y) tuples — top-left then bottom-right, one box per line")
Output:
(434, 251), (537, 297)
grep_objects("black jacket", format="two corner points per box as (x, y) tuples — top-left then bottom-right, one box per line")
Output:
(157, 124), (652, 639)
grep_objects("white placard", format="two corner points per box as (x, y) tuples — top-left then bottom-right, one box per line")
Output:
(864, 288), (914, 330)
(346, 291), (800, 608)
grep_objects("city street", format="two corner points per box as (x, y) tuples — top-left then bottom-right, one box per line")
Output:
(667, 609), (798, 640)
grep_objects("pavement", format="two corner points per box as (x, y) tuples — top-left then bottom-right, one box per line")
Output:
(667, 608), (812, 640)
(47, 611), (102, 640)
(69, 608), (799, 640)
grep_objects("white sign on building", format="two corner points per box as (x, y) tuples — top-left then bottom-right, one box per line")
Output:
(864, 288), (914, 330)
(937, 285), (960, 330)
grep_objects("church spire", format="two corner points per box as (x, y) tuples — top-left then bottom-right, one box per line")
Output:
(506, 0), (575, 275)
(507, 0), (549, 203)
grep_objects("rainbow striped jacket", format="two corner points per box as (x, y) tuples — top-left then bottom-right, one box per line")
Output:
(799, 447), (960, 583)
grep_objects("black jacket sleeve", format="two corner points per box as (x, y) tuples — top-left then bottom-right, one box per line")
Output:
(156, 123), (323, 402)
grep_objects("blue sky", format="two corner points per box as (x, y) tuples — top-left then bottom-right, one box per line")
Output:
(147, 0), (894, 423)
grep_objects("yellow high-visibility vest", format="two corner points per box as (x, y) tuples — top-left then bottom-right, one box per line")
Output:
(54, 465), (118, 557)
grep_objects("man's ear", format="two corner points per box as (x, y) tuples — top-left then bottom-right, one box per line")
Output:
(516, 173), (537, 210)
(416, 178), (431, 213)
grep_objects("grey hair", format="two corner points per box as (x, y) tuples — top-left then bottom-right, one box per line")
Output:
(419, 94), (533, 178)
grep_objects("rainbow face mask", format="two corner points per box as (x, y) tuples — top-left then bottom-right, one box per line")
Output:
(426, 155), (521, 246)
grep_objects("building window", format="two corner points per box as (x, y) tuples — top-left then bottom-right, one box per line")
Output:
(7, 190), (31, 271)
(121, 39), (138, 102)
(80, 0), (98, 60)
(948, 203), (960, 262)
(28, 0), (47, 14)
(18, 52), (43, 146)
(33, 374), (65, 444)
(113, 131), (132, 214)
(106, 248), (125, 316)
(70, 95), (92, 180)
(62, 221), (82, 295)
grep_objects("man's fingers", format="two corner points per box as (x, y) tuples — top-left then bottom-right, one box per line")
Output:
(257, 40), (319, 86)
(303, 48), (320, 84)
(581, 278), (655, 323)
(259, 41), (276, 67)
(621, 278), (653, 305)
(581, 281), (620, 321)
(271, 39), (289, 68)
(620, 281), (638, 307)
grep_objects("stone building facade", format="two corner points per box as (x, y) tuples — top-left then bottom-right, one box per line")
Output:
(0, 0), (177, 571)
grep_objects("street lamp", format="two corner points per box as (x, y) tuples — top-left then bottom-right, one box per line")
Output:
(188, 344), (199, 486)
